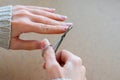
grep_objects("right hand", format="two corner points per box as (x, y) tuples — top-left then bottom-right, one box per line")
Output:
(42, 39), (86, 80)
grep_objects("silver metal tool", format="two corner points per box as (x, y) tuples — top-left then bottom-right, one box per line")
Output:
(53, 25), (73, 53)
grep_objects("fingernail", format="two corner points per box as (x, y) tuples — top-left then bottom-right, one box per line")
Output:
(63, 23), (73, 26)
(43, 38), (50, 46)
(49, 8), (56, 12)
(50, 8), (56, 11)
(61, 15), (67, 20)
(66, 23), (73, 26)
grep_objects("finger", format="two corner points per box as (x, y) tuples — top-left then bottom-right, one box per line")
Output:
(25, 6), (55, 13)
(56, 50), (73, 63)
(56, 50), (82, 67)
(12, 19), (69, 34)
(26, 8), (67, 21)
(42, 39), (59, 68)
(26, 22), (69, 34)
(29, 13), (72, 26)
(10, 38), (46, 50)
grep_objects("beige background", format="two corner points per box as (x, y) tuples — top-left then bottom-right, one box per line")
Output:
(0, 0), (120, 80)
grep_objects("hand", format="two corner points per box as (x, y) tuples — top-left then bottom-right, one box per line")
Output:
(10, 5), (72, 50)
(42, 39), (86, 80)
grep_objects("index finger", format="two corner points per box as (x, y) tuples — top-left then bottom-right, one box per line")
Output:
(27, 22), (69, 34)
(42, 39), (59, 68)
(56, 50), (82, 67)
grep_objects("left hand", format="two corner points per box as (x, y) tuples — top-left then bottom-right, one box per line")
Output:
(10, 5), (72, 50)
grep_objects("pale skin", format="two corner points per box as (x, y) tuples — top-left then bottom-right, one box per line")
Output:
(10, 5), (72, 50)
(10, 5), (86, 80)
(42, 39), (86, 80)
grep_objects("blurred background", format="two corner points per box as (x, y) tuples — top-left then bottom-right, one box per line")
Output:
(0, 0), (120, 80)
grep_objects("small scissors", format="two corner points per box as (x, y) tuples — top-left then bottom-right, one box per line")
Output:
(42, 26), (73, 57)
(53, 25), (73, 53)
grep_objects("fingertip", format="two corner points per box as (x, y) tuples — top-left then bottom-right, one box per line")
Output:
(59, 15), (68, 21)
(39, 38), (50, 49)
(49, 8), (56, 12)
(43, 38), (50, 45)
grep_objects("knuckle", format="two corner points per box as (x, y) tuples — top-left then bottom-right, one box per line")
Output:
(40, 24), (49, 33)
(12, 18), (29, 25)
(41, 17), (52, 24)
(72, 57), (82, 65)
(14, 9), (30, 17)
(14, 5), (25, 10)
(20, 10), (30, 15)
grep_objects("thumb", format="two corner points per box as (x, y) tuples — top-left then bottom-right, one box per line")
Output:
(42, 39), (59, 69)
(10, 38), (46, 50)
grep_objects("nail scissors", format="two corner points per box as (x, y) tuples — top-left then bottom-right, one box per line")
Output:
(42, 26), (73, 57)
(53, 25), (73, 53)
